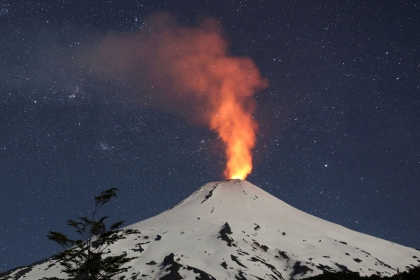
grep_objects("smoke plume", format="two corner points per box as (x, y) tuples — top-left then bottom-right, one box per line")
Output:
(92, 12), (268, 179)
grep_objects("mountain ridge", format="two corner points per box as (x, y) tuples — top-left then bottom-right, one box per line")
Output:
(2, 179), (419, 280)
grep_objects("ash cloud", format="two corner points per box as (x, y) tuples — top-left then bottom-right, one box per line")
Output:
(88, 12), (267, 125)
(1, 11), (268, 178)
(89, 12), (268, 178)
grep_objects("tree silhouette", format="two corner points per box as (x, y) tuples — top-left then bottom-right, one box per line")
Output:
(42, 188), (139, 280)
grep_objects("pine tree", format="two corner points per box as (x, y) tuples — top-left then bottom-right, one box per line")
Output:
(42, 188), (139, 280)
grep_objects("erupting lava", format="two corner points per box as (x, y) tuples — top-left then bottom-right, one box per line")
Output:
(210, 83), (258, 179)
(212, 110), (256, 179)
(94, 13), (268, 179)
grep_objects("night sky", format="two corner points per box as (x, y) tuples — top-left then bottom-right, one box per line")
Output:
(1, 1), (419, 273)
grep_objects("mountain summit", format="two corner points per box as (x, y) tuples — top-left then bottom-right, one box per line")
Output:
(3, 180), (419, 279)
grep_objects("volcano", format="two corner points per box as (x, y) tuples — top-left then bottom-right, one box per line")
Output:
(3, 180), (419, 279)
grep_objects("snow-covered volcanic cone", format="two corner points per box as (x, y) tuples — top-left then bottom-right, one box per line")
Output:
(3, 180), (419, 279)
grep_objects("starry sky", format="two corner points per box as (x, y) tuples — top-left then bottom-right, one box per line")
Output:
(1, 0), (419, 273)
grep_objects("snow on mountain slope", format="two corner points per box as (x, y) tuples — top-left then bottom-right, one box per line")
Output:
(3, 179), (419, 280)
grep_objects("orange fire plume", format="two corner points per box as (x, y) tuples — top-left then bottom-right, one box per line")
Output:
(210, 96), (257, 179)
(94, 13), (268, 179)
(207, 59), (263, 179)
